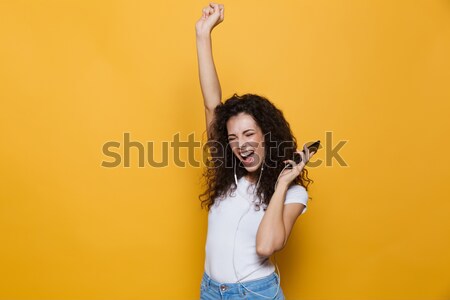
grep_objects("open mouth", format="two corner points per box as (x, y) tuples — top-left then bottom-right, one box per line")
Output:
(239, 150), (255, 164)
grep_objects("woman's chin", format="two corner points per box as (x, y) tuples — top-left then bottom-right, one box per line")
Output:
(243, 164), (261, 173)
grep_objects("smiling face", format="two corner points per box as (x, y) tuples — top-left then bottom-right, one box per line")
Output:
(226, 112), (265, 174)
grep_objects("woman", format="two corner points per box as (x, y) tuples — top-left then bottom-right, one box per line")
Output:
(195, 3), (316, 299)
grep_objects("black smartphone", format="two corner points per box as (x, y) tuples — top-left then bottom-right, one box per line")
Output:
(285, 140), (320, 169)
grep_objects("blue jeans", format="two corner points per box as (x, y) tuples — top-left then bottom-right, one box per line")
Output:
(200, 271), (285, 300)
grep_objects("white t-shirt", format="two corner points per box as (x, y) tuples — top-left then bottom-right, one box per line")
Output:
(204, 176), (308, 283)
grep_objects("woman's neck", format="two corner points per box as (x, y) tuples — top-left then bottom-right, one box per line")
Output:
(245, 173), (257, 183)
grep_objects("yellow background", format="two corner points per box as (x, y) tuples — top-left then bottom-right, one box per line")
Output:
(1, 0), (449, 299)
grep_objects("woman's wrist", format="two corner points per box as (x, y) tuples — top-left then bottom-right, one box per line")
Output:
(275, 181), (290, 192)
(196, 30), (212, 40)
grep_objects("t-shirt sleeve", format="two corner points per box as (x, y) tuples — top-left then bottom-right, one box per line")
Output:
(284, 184), (308, 214)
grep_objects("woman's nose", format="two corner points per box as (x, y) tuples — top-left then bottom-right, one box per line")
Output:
(239, 140), (252, 150)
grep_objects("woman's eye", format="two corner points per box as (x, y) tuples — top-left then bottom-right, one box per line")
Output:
(246, 133), (254, 137)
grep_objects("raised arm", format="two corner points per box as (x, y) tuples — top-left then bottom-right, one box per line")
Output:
(195, 3), (224, 140)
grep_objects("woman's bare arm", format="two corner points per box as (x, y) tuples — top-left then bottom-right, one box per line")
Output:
(195, 3), (224, 139)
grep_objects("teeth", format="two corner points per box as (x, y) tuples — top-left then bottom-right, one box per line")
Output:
(241, 151), (254, 158)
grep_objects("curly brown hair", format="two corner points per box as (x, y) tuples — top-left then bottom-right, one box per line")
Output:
(199, 93), (313, 211)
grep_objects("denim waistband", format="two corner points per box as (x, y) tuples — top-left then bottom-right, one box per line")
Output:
(202, 271), (279, 295)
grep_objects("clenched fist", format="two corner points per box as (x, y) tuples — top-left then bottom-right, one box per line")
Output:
(195, 3), (224, 36)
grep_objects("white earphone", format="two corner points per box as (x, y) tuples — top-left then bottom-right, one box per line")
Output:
(231, 156), (289, 299)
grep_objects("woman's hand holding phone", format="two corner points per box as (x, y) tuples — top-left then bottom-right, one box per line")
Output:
(285, 140), (320, 169)
(276, 140), (320, 189)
